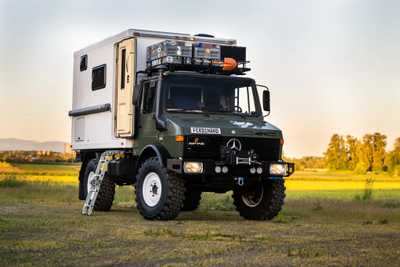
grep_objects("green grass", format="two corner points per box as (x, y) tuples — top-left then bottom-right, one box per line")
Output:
(1, 163), (400, 266)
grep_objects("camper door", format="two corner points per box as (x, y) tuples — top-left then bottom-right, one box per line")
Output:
(116, 38), (136, 137)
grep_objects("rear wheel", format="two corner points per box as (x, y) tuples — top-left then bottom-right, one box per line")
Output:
(233, 179), (285, 220)
(82, 159), (115, 211)
(135, 157), (186, 220)
(182, 190), (202, 211)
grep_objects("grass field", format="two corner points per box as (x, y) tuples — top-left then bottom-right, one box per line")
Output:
(1, 163), (400, 266)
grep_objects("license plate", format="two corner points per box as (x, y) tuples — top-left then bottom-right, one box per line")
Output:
(190, 127), (221, 135)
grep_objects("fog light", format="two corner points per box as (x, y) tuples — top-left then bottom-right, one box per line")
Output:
(256, 167), (263, 174)
(222, 166), (229, 173)
(183, 162), (203, 174)
(215, 166), (222, 173)
(250, 167), (256, 174)
(269, 163), (287, 176)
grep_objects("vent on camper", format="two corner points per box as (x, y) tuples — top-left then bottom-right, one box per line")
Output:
(194, 33), (215, 38)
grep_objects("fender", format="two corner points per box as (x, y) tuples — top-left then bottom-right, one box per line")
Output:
(137, 144), (171, 168)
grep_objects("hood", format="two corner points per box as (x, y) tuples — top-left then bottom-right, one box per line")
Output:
(165, 113), (282, 138)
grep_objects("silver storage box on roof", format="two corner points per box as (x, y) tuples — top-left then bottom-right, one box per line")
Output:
(193, 42), (220, 59)
(146, 40), (192, 67)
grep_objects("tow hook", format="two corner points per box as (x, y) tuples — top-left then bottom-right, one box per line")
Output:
(235, 177), (245, 186)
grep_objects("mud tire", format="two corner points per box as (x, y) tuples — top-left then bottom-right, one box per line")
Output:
(182, 190), (202, 211)
(135, 157), (185, 220)
(82, 159), (115, 211)
(233, 179), (285, 220)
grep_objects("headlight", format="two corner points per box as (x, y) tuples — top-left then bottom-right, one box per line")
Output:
(183, 162), (204, 174)
(269, 163), (287, 176)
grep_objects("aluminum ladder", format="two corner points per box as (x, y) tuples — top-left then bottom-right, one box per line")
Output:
(81, 151), (117, 216)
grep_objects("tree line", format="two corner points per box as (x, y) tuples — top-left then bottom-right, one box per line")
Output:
(286, 133), (400, 175)
(324, 133), (400, 174)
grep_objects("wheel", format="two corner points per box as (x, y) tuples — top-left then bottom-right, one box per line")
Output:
(82, 159), (115, 211)
(135, 157), (186, 220)
(232, 179), (285, 220)
(182, 190), (202, 211)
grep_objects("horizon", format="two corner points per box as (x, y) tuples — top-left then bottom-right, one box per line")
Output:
(1, 0), (399, 157)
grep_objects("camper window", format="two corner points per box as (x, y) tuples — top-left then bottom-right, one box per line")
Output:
(80, 55), (88, 71)
(92, 64), (106, 91)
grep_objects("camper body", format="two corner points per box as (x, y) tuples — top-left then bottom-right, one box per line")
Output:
(70, 29), (294, 220)
(71, 29), (236, 151)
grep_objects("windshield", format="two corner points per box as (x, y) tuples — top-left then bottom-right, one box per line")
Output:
(163, 75), (259, 116)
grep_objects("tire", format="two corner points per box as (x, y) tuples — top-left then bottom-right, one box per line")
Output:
(135, 157), (185, 220)
(233, 179), (285, 220)
(182, 190), (202, 211)
(82, 159), (115, 211)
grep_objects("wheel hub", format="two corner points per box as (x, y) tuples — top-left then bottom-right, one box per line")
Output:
(142, 172), (162, 207)
(87, 171), (96, 192)
(241, 186), (264, 207)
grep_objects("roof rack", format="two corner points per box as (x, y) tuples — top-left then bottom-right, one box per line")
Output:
(145, 40), (250, 76)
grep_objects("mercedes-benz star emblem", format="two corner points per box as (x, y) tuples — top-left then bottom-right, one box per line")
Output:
(226, 138), (242, 151)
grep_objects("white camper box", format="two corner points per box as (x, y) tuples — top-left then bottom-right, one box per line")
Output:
(70, 29), (237, 151)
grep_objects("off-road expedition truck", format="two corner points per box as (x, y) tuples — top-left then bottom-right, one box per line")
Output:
(69, 29), (294, 220)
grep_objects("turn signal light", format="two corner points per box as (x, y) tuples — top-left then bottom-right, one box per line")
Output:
(175, 135), (184, 142)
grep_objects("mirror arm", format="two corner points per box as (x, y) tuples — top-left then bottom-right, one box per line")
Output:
(154, 72), (167, 131)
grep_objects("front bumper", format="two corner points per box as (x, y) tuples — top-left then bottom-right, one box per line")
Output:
(167, 158), (295, 177)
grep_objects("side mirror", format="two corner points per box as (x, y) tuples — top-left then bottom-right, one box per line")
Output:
(262, 90), (270, 112)
(133, 84), (141, 106)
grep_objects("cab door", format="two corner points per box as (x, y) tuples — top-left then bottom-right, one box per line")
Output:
(116, 38), (136, 137)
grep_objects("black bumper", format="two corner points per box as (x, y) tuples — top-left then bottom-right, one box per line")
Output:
(167, 158), (295, 178)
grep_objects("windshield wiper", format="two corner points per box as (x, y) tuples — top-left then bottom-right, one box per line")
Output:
(166, 108), (204, 113)
(203, 111), (247, 118)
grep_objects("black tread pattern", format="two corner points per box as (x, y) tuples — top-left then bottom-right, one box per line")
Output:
(233, 179), (286, 220)
(84, 159), (115, 212)
(135, 157), (185, 220)
(94, 174), (115, 211)
(182, 190), (202, 211)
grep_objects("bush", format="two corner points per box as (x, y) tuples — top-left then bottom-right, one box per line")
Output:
(354, 178), (374, 202)
(354, 162), (368, 174)
(394, 165), (400, 177)
(0, 161), (18, 172)
(0, 176), (26, 188)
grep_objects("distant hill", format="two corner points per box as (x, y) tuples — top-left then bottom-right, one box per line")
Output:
(0, 138), (67, 153)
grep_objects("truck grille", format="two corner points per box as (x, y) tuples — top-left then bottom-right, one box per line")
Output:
(183, 135), (281, 161)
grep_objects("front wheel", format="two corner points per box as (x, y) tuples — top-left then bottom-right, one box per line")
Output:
(233, 179), (285, 220)
(135, 157), (186, 220)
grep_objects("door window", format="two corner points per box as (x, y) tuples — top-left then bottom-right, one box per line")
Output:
(120, 49), (126, 90)
(142, 82), (157, 114)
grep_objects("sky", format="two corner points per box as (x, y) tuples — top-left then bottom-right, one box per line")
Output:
(0, 0), (399, 157)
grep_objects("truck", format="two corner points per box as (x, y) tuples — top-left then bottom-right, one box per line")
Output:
(69, 29), (294, 220)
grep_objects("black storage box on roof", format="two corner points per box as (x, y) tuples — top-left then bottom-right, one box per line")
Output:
(220, 46), (246, 63)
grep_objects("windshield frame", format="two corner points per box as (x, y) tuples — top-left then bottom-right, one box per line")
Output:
(161, 72), (262, 118)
